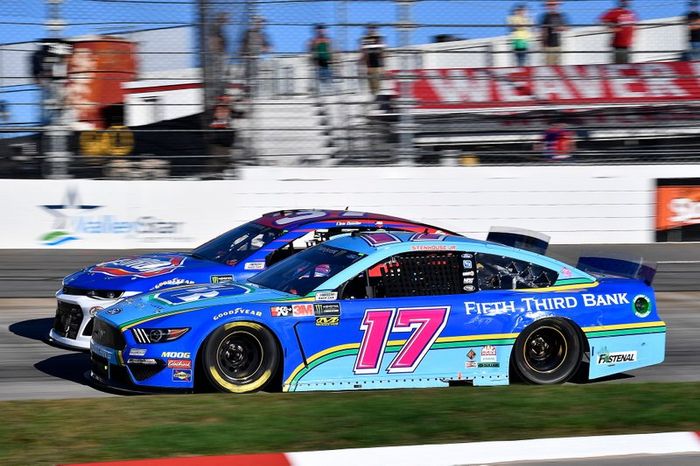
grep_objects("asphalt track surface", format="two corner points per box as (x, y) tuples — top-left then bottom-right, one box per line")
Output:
(0, 291), (698, 401)
(3, 243), (700, 297)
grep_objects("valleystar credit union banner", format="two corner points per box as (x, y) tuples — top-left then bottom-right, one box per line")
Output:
(656, 178), (700, 242)
(410, 62), (700, 110)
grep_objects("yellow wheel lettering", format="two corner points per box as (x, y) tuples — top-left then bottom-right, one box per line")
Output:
(207, 321), (276, 393)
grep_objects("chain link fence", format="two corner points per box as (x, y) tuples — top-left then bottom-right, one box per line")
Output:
(1, 1), (700, 178)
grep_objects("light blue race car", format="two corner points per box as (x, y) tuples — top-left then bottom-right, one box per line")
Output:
(90, 230), (665, 393)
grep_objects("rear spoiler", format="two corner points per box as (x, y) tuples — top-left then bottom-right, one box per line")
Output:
(576, 256), (656, 286)
(487, 227), (550, 255)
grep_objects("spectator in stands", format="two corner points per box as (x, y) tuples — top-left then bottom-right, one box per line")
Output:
(308, 24), (334, 94)
(600, 0), (637, 64)
(208, 12), (230, 111)
(537, 121), (575, 160)
(240, 16), (271, 97)
(508, 4), (533, 67)
(30, 44), (53, 125)
(688, 1), (700, 60)
(539, 0), (568, 65)
(360, 25), (387, 96)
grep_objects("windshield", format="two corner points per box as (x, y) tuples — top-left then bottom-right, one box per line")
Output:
(192, 222), (283, 265)
(249, 245), (365, 296)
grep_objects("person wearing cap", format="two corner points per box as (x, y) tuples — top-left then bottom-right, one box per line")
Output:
(539, 0), (568, 65)
(600, 0), (638, 64)
(688, 1), (700, 60)
(508, 4), (533, 67)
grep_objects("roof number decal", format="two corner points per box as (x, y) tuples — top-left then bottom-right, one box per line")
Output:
(274, 210), (327, 226)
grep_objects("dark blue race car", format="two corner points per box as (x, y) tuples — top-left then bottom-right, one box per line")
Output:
(51, 210), (452, 349)
(90, 231), (665, 394)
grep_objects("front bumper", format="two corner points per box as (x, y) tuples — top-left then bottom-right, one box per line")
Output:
(89, 368), (191, 395)
(90, 340), (195, 392)
(50, 292), (131, 350)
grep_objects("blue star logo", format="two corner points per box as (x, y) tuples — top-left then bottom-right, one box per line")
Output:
(39, 188), (101, 246)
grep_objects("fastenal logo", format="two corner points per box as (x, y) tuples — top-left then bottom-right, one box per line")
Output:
(597, 351), (637, 365)
(38, 187), (185, 246)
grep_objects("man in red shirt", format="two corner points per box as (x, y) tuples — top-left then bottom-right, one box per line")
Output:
(600, 0), (638, 64)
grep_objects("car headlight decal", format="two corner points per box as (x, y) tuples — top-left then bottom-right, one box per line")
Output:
(132, 327), (189, 344)
(87, 290), (124, 300)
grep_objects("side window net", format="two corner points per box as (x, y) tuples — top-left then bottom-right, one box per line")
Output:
(476, 253), (558, 290)
(381, 252), (464, 297)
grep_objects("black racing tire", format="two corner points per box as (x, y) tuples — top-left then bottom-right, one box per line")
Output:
(202, 322), (280, 393)
(512, 318), (582, 385)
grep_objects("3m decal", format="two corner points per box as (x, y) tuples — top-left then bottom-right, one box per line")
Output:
(354, 306), (450, 375)
(292, 304), (314, 317)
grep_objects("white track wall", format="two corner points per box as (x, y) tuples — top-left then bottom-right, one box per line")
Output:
(3, 165), (700, 249)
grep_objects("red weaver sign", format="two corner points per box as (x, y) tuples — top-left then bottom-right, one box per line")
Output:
(409, 62), (700, 110)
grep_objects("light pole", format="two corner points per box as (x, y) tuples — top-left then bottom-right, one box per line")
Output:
(395, 0), (416, 165)
(44, 0), (71, 178)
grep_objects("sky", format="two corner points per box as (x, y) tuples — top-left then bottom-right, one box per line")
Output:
(0, 0), (688, 52)
(0, 0), (689, 127)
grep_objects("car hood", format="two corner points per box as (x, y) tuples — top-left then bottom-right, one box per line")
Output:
(97, 282), (293, 328)
(63, 253), (237, 292)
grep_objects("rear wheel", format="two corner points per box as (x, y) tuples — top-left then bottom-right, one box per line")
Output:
(203, 322), (279, 393)
(512, 318), (582, 385)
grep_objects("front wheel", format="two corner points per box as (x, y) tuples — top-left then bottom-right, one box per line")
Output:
(512, 318), (582, 385)
(203, 322), (279, 393)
